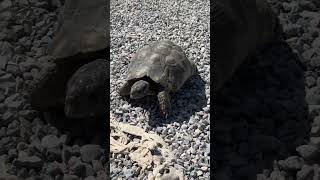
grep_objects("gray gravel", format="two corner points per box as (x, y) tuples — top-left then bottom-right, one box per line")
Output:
(0, 0), (108, 179)
(110, 0), (210, 179)
(254, 0), (320, 179)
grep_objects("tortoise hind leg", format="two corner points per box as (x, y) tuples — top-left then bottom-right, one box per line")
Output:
(119, 81), (133, 96)
(157, 90), (171, 118)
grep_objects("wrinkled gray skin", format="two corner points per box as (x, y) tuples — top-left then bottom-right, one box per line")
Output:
(214, 0), (282, 91)
(119, 40), (197, 118)
(65, 59), (107, 119)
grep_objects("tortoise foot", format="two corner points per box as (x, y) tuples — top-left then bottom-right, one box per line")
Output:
(157, 91), (171, 119)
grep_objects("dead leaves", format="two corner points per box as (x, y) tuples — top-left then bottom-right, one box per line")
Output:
(110, 113), (184, 180)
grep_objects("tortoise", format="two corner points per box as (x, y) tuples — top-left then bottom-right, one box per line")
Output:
(28, 0), (108, 118)
(213, 0), (283, 91)
(119, 40), (197, 118)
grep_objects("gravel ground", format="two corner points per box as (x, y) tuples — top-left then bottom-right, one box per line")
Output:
(110, 0), (210, 179)
(214, 0), (320, 179)
(0, 0), (108, 179)
(3, 0), (320, 179)
(253, 0), (320, 179)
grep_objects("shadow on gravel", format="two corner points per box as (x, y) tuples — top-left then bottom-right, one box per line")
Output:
(38, 109), (107, 148)
(126, 74), (207, 126)
(214, 42), (311, 180)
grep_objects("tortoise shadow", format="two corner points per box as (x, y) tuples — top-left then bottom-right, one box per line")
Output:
(38, 109), (107, 148)
(126, 73), (208, 126)
(214, 41), (310, 179)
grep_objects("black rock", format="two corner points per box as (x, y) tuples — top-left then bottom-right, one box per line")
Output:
(296, 145), (320, 162)
(278, 156), (304, 171)
(46, 161), (63, 176)
(41, 135), (60, 149)
(14, 152), (43, 169)
(79, 145), (102, 163)
(296, 165), (314, 180)
(68, 157), (85, 177)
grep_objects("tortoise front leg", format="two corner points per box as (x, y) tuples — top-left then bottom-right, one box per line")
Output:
(157, 90), (171, 118)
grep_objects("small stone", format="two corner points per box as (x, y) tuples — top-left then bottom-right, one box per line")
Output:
(6, 125), (19, 136)
(4, 93), (24, 111)
(22, 72), (33, 80)
(80, 145), (102, 163)
(278, 156), (304, 171)
(311, 125), (320, 136)
(19, 60), (38, 73)
(311, 56), (320, 67)
(296, 165), (314, 180)
(194, 129), (201, 137)
(197, 170), (203, 176)
(0, 74), (15, 83)
(311, 137), (320, 147)
(18, 110), (37, 121)
(312, 37), (320, 48)
(68, 157), (85, 177)
(8, 149), (17, 159)
(1, 111), (15, 126)
(296, 145), (320, 162)
(16, 142), (28, 152)
(46, 161), (62, 176)
(306, 86), (320, 105)
(59, 135), (69, 145)
(29, 135), (42, 152)
(46, 147), (61, 162)
(71, 145), (80, 156)
(6, 62), (19, 75)
(306, 76), (316, 87)
(0, 0), (12, 13)
(41, 135), (60, 149)
(14, 153), (43, 169)
(200, 166), (208, 172)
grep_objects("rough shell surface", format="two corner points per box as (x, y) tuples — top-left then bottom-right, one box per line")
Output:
(48, 0), (107, 60)
(127, 40), (197, 92)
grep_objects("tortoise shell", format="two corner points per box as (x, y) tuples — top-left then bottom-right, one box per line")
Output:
(126, 40), (197, 93)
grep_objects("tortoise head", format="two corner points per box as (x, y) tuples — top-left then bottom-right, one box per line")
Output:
(130, 80), (155, 99)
